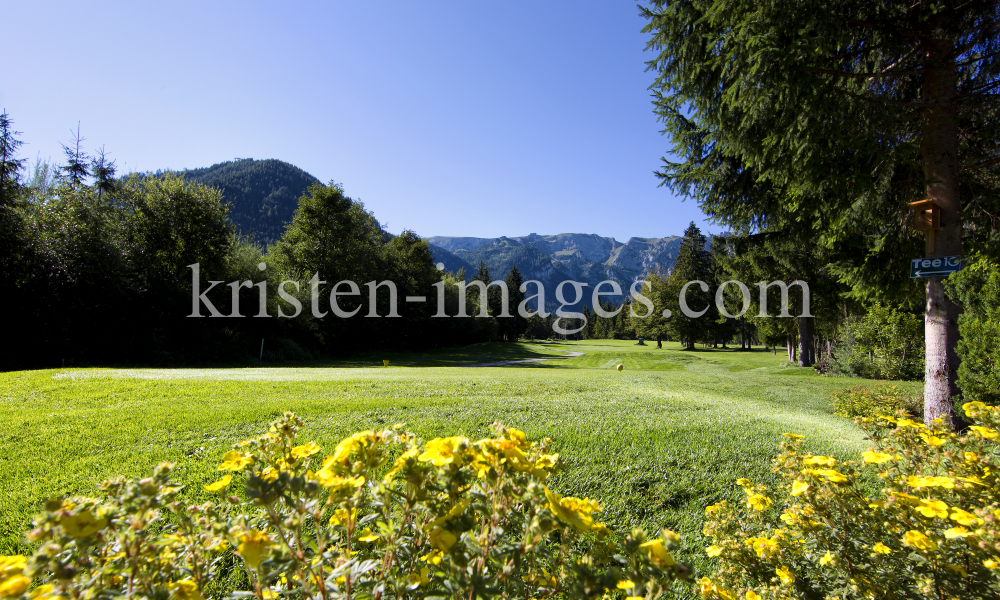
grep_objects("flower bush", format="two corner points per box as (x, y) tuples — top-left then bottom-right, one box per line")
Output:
(1, 413), (688, 600)
(830, 384), (923, 420)
(697, 402), (1000, 599)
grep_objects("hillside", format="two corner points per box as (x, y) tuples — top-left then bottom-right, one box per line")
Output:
(172, 158), (320, 245)
(159, 160), (682, 308)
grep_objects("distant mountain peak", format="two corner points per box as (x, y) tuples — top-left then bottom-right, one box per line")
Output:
(426, 233), (682, 308)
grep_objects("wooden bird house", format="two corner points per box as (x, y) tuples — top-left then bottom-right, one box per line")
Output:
(908, 199), (941, 232)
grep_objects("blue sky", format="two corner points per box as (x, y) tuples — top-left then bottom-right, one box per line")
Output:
(4, 1), (721, 242)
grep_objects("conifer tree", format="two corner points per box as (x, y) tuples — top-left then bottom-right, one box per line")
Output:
(504, 264), (526, 341)
(669, 222), (713, 349)
(643, 1), (1000, 424)
(60, 123), (90, 186)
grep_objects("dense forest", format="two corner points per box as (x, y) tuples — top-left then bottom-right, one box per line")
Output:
(158, 159), (321, 246)
(2, 110), (998, 409)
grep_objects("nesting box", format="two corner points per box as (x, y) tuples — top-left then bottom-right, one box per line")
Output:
(908, 199), (941, 232)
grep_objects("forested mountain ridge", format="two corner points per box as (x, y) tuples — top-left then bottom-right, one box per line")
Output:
(167, 158), (320, 245)
(427, 233), (683, 307)
(157, 160), (682, 307)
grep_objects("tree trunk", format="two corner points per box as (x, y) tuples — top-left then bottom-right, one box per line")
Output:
(921, 30), (963, 428)
(797, 316), (814, 367)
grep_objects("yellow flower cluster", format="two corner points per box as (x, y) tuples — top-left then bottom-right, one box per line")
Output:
(12, 412), (689, 600)
(698, 401), (1000, 600)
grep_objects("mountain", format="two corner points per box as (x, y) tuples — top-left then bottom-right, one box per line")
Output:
(171, 158), (320, 245)
(156, 160), (681, 309)
(427, 233), (682, 309)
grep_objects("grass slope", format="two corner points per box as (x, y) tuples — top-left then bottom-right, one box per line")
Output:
(0, 340), (916, 572)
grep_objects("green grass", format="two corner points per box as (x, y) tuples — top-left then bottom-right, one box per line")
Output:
(0, 340), (919, 573)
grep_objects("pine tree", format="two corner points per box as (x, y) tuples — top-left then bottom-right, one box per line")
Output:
(91, 146), (118, 200)
(643, 0), (1000, 424)
(0, 111), (24, 203)
(60, 123), (90, 186)
(669, 222), (713, 350)
(504, 264), (526, 341)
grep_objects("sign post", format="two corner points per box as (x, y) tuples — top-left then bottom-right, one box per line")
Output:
(909, 255), (962, 279)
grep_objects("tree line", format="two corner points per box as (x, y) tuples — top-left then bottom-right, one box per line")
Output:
(0, 115), (530, 369)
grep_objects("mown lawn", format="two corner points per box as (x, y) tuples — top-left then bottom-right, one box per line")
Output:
(0, 340), (918, 573)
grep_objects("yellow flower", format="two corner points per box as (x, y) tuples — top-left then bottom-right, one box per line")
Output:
(330, 431), (374, 465)
(907, 475), (955, 489)
(427, 498), (472, 530)
(902, 530), (937, 552)
(167, 580), (203, 600)
(328, 507), (357, 527)
(237, 530), (273, 569)
(290, 441), (321, 460)
(862, 450), (893, 464)
(969, 426), (999, 440)
(895, 418), (924, 429)
(746, 592), (760, 600)
(385, 448), (420, 479)
(745, 537), (779, 558)
(357, 527), (379, 542)
(984, 559), (998, 570)
(640, 539), (675, 568)
(747, 494), (772, 511)
(736, 478), (754, 488)
(218, 450), (254, 471)
(544, 487), (601, 532)
(314, 467), (365, 494)
(406, 566), (431, 587)
(26, 584), (57, 600)
(791, 480), (810, 496)
(919, 433), (947, 447)
(803, 455), (837, 467)
(419, 550), (444, 565)
(0, 568), (29, 599)
(616, 579), (635, 590)
(203, 474), (232, 493)
(428, 527), (457, 552)
(706, 545), (724, 557)
(915, 499), (948, 519)
(418, 436), (469, 466)
(0, 556), (26, 583)
(780, 511), (798, 525)
(697, 578), (735, 600)
(950, 508), (982, 526)
(819, 551), (834, 566)
(60, 510), (107, 538)
(964, 401), (988, 417)
(964, 451), (979, 463)
(944, 527), (974, 539)
(705, 503), (723, 516)
(782, 433), (804, 439)
(803, 468), (849, 483)
(775, 566), (795, 585)
(530, 453), (559, 478)
(872, 542), (891, 554)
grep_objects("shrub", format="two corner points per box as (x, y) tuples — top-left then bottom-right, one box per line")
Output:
(697, 401), (1000, 599)
(830, 384), (923, 420)
(3, 413), (688, 600)
(831, 303), (924, 381)
(944, 257), (1000, 406)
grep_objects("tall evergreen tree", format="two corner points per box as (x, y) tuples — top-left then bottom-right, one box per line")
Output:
(59, 123), (90, 186)
(91, 146), (118, 200)
(668, 222), (713, 349)
(643, 1), (1000, 424)
(504, 264), (526, 341)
